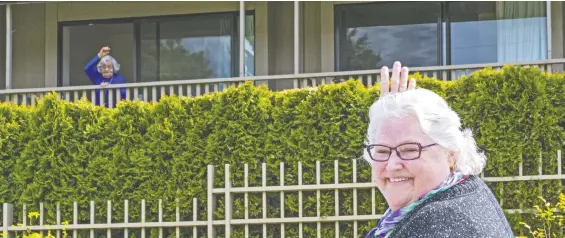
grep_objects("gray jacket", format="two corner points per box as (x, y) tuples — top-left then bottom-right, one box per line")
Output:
(387, 175), (514, 238)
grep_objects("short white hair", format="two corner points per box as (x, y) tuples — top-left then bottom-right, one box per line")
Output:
(363, 88), (486, 175)
(97, 55), (120, 73)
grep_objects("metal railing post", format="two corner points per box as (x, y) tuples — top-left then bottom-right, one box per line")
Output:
(207, 165), (216, 238)
(2, 203), (13, 238)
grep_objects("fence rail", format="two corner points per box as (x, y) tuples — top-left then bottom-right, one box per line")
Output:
(1, 59), (565, 108)
(2, 150), (564, 238)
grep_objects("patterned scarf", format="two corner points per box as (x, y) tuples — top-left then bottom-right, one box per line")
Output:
(366, 172), (468, 238)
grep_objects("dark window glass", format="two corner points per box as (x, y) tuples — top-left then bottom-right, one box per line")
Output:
(335, 1), (548, 70)
(335, 2), (442, 71)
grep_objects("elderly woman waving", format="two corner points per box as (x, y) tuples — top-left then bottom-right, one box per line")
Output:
(84, 46), (127, 107)
(364, 62), (513, 237)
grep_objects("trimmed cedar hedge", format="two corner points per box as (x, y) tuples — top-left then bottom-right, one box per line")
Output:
(0, 66), (564, 237)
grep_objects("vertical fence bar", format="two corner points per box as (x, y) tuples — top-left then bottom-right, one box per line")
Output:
(334, 160), (340, 238)
(73, 202), (77, 238)
(499, 185), (504, 207)
(124, 200), (129, 238)
(316, 161), (321, 238)
(519, 154), (523, 177)
(159, 199), (163, 238)
(108, 90), (114, 109)
(2, 203), (13, 238)
(141, 199), (146, 238)
(244, 164), (249, 238)
(100, 90), (105, 107)
(371, 170), (376, 215)
(175, 199), (180, 238)
(90, 91), (95, 105)
(174, 199), (179, 238)
(90, 201), (94, 238)
(107, 200), (112, 238)
(207, 165), (215, 238)
(352, 159), (358, 238)
(40, 202), (44, 237)
(262, 163), (267, 238)
(225, 164), (232, 238)
(298, 161), (303, 238)
(558, 150), (562, 175)
(193, 198), (197, 237)
(22, 204), (26, 230)
(56, 203), (61, 238)
(539, 151), (543, 175)
(280, 162), (285, 238)
(126, 88), (131, 100)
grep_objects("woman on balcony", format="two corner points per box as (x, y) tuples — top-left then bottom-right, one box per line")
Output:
(364, 62), (513, 238)
(84, 46), (127, 107)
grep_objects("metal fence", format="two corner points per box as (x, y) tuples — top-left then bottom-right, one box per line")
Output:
(1, 59), (565, 108)
(1, 150), (564, 238)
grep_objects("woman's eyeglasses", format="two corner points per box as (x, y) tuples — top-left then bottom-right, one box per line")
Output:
(365, 142), (438, 161)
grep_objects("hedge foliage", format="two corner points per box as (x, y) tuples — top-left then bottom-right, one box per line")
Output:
(1, 66), (564, 237)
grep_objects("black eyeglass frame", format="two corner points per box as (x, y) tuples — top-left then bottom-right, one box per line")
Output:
(365, 142), (438, 162)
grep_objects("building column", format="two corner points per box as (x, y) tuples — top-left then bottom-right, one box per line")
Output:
(5, 3), (11, 89)
(294, 0), (299, 74)
(239, 0), (245, 77)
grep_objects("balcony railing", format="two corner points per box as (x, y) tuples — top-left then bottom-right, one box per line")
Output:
(1, 59), (565, 107)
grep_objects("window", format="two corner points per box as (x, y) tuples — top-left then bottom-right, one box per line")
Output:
(335, 1), (548, 71)
(448, 2), (547, 65)
(59, 11), (255, 87)
(335, 2), (441, 71)
(60, 22), (135, 86)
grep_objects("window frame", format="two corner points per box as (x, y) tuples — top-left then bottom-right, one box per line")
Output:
(333, 1), (548, 71)
(57, 10), (256, 86)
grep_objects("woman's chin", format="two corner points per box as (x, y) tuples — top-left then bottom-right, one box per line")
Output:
(384, 190), (415, 210)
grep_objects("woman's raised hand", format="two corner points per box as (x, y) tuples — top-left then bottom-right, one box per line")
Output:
(379, 61), (416, 98)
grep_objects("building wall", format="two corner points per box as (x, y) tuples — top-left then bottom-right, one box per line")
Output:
(0, 1), (563, 89)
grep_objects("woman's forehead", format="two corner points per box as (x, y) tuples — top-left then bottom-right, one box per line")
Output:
(375, 116), (427, 144)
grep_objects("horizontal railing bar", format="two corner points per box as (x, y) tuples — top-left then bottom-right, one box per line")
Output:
(228, 215), (385, 225)
(504, 208), (563, 214)
(8, 208), (558, 231)
(213, 183), (375, 193)
(2, 59), (564, 95)
(213, 174), (565, 194)
(9, 221), (208, 231)
(482, 174), (565, 182)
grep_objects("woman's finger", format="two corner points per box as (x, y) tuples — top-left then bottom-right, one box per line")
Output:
(399, 66), (409, 92)
(380, 66), (390, 97)
(408, 78), (417, 90)
(390, 62), (401, 93)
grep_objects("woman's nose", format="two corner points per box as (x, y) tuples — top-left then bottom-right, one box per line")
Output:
(385, 152), (404, 171)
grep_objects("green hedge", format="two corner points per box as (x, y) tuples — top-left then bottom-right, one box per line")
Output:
(0, 66), (564, 237)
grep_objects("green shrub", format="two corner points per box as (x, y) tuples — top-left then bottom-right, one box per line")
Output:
(0, 65), (564, 237)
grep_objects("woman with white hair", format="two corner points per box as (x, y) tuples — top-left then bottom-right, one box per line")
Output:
(364, 62), (513, 237)
(84, 46), (127, 107)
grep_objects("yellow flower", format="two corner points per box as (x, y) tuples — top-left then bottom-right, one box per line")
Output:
(27, 212), (40, 220)
(0, 232), (7, 238)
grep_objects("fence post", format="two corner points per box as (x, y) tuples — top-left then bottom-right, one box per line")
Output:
(207, 165), (216, 238)
(2, 203), (13, 238)
(225, 164), (232, 238)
